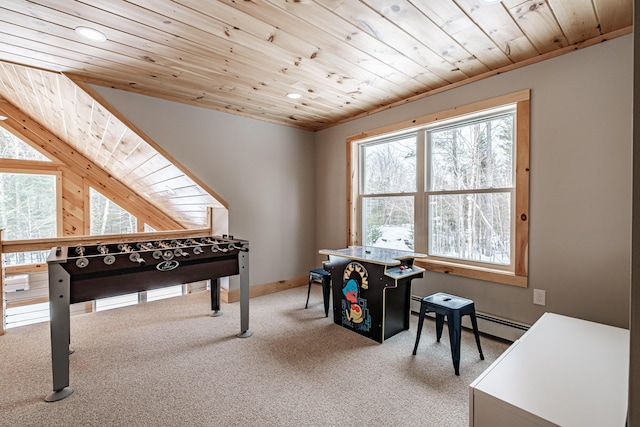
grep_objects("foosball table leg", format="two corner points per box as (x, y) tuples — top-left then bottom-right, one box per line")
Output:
(210, 278), (222, 317)
(237, 247), (252, 338)
(45, 263), (74, 402)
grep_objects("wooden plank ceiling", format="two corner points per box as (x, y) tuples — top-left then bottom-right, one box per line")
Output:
(0, 0), (632, 132)
(0, 0), (632, 229)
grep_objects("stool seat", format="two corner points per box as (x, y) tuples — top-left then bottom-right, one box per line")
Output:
(412, 292), (484, 375)
(305, 268), (331, 317)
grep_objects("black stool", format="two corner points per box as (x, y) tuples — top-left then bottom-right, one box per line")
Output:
(412, 292), (484, 375)
(305, 268), (331, 317)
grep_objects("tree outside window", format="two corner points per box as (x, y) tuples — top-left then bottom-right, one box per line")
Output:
(89, 187), (137, 235)
(427, 114), (514, 266)
(0, 173), (57, 265)
(0, 127), (56, 266)
(361, 135), (416, 251)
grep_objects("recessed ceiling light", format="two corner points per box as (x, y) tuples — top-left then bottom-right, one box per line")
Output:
(286, 93), (302, 99)
(75, 26), (107, 42)
(0, 115), (7, 121)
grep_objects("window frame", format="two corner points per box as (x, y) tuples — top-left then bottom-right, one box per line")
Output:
(359, 133), (418, 252)
(347, 90), (530, 287)
(0, 165), (63, 241)
(424, 108), (516, 270)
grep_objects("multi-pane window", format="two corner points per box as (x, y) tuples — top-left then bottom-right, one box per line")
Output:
(356, 96), (525, 278)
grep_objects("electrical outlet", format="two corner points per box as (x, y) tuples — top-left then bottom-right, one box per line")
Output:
(533, 289), (546, 306)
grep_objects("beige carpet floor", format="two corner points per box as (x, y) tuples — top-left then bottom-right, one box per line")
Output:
(0, 285), (510, 426)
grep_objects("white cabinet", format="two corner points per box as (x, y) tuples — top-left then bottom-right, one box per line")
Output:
(469, 313), (629, 427)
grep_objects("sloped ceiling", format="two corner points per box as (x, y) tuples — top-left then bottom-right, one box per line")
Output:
(0, 62), (225, 230)
(0, 0), (633, 131)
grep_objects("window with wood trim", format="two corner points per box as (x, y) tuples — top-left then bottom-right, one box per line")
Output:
(0, 128), (62, 328)
(0, 127), (60, 266)
(348, 91), (530, 287)
(0, 172), (58, 265)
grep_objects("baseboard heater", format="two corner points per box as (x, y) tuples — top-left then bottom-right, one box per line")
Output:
(411, 295), (530, 342)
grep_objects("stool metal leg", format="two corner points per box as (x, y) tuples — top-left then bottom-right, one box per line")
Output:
(305, 273), (313, 309)
(412, 302), (427, 355)
(435, 313), (445, 342)
(321, 276), (331, 317)
(448, 312), (463, 376)
(469, 310), (484, 360)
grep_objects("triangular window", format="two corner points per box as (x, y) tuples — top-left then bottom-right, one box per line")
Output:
(89, 187), (137, 235)
(0, 127), (51, 161)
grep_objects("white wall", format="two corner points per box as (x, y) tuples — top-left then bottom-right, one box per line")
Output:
(91, 88), (317, 288)
(314, 34), (633, 329)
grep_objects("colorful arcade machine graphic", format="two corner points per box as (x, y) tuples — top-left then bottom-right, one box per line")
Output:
(341, 262), (371, 333)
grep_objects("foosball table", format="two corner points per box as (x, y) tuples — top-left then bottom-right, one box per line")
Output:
(45, 235), (250, 402)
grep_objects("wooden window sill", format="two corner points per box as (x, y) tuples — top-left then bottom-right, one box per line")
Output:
(414, 258), (527, 287)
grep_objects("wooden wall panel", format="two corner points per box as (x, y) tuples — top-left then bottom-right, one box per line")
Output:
(61, 167), (84, 236)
